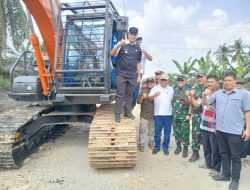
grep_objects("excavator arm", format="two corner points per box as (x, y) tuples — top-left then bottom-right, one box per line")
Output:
(22, 0), (61, 96)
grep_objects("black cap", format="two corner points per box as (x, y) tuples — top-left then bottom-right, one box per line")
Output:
(136, 37), (142, 41)
(128, 27), (138, 34)
(177, 75), (186, 80)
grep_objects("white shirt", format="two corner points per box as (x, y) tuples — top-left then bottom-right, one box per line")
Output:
(149, 85), (174, 116)
(140, 45), (149, 74)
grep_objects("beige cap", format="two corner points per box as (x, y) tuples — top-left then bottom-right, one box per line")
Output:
(146, 77), (155, 83)
(160, 73), (169, 80)
(155, 70), (165, 75)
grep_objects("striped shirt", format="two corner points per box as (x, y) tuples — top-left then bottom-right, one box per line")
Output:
(201, 95), (216, 133)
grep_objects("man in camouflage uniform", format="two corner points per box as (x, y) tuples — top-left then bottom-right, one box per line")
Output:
(137, 77), (155, 151)
(187, 73), (207, 162)
(173, 75), (191, 158)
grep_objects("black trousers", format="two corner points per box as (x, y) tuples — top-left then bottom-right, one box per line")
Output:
(202, 129), (221, 172)
(216, 130), (243, 181)
(115, 75), (137, 113)
(241, 139), (250, 158)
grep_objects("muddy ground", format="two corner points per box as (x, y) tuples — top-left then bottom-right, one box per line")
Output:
(0, 90), (250, 190)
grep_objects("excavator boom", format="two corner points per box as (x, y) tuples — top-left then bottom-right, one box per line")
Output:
(23, 0), (59, 73)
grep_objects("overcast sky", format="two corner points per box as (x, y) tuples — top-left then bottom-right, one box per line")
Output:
(108, 0), (250, 77)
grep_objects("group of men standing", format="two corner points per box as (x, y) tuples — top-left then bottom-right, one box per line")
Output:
(111, 27), (250, 190)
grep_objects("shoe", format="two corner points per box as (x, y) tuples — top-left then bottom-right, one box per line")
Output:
(124, 110), (135, 120)
(212, 174), (230, 181)
(163, 149), (169, 156)
(228, 180), (239, 190)
(189, 150), (200, 162)
(148, 143), (154, 149)
(174, 142), (182, 155)
(139, 146), (144, 152)
(152, 148), (160, 155)
(199, 164), (211, 169)
(182, 146), (188, 158)
(209, 169), (220, 176)
(115, 113), (121, 123)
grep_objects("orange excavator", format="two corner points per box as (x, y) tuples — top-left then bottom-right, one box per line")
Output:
(0, 0), (137, 169)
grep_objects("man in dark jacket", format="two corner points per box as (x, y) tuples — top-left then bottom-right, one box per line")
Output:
(111, 27), (142, 123)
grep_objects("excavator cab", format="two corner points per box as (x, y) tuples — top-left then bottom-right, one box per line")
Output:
(9, 0), (128, 104)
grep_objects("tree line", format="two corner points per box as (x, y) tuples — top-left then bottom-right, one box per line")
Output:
(172, 39), (250, 89)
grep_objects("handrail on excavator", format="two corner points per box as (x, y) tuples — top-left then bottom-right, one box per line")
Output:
(9, 50), (33, 91)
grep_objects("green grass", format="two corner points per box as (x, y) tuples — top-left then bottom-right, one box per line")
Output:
(0, 75), (10, 90)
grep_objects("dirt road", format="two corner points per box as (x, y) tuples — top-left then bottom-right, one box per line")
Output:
(0, 91), (250, 190)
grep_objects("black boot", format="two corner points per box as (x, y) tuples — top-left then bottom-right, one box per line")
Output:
(182, 146), (188, 158)
(124, 110), (135, 119)
(174, 142), (182, 155)
(228, 180), (239, 190)
(189, 150), (199, 162)
(115, 113), (121, 123)
(212, 174), (230, 181)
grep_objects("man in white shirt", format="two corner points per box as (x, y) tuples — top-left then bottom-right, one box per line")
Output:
(148, 73), (174, 155)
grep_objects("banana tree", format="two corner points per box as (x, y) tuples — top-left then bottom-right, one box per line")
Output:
(197, 50), (213, 74)
(172, 57), (198, 77)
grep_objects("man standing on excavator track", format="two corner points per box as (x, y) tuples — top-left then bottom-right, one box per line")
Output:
(111, 27), (142, 123)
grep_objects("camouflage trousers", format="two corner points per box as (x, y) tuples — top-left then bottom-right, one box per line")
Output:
(173, 117), (190, 146)
(139, 117), (154, 148)
(191, 114), (202, 150)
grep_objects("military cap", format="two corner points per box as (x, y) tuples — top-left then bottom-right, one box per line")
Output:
(177, 75), (186, 80)
(196, 73), (206, 78)
(236, 80), (244, 84)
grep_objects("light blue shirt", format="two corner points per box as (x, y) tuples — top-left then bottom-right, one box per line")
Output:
(209, 88), (250, 135)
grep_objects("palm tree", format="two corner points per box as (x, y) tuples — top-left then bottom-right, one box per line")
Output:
(230, 38), (246, 63)
(230, 38), (249, 79)
(0, 0), (30, 75)
(243, 50), (250, 78)
(0, 2), (6, 70)
(214, 43), (233, 66)
(214, 43), (235, 79)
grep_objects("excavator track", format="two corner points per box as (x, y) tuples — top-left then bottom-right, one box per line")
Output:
(88, 104), (137, 168)
(0, 105), (49, 168)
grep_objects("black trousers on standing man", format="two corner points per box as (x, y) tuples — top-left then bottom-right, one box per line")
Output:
(202, 129), (221, 172)
(115, 75), (137, 114)
(216, 130), (243, 181)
